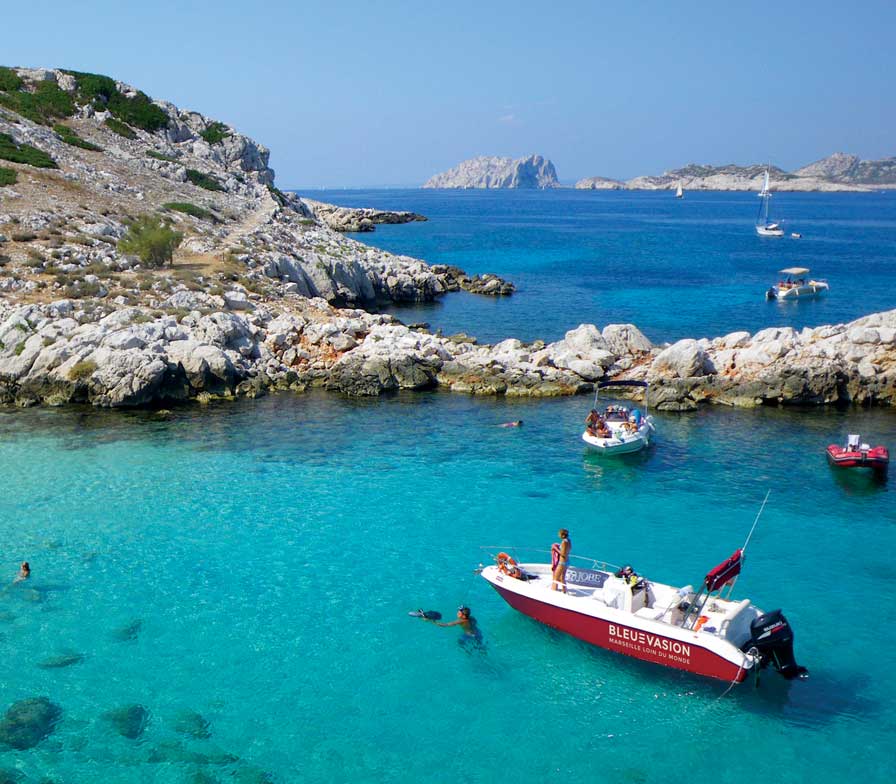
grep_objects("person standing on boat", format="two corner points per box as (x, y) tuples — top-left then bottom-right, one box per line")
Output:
(551, 529), (571, 593)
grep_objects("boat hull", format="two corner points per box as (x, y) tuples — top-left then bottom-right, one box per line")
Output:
(756, 226), (784, 237)
(582, 420), (653, 455)
(491, 583), (749, 682)
(826, 445), (889, 474)
(774, 282), (829, 299)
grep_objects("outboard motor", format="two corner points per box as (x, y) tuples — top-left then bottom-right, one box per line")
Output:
(766, 288), (777, 300)
(745, 609), (808, 680)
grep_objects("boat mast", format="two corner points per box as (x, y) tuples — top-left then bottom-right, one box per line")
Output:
(757, 168), (772, 227)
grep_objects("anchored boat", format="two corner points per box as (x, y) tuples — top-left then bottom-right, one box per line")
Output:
(766, 267), (829, 300)
(481, 499), (808, 685)
(827, 434), (889, 477)
(756, 168), (784, 236)
(582, 380), (655, 455)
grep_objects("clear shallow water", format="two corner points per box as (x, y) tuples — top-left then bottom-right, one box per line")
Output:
(305, 188), (896, 344)
(1, 394), (895, 782)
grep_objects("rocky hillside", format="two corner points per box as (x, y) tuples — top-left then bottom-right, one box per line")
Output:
(1, 66), (893, 410)
(576, 155), (895, 192)
(423, 154), (558, 189)
(794, 153), (896, 186)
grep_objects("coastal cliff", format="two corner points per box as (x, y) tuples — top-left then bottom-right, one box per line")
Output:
(576, 154), (896, 192)
(1, 66), (894, 410)
(423, 155), (558, 189)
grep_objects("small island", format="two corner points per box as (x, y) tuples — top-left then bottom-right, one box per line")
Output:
(576, 153), (896, 192)
(423, 154), (559, 189)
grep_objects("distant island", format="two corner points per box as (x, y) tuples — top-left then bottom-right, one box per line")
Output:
(577, 153), (896, 192)
(423, 154), (558, 189)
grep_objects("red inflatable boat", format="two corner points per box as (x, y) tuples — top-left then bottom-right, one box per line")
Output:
(826, 434), (889, 476)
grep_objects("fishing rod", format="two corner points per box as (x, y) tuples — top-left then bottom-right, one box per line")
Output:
(741, 489), (772, 559)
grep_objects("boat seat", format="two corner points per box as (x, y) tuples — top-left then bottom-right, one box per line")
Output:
(634, 606), (666, 621)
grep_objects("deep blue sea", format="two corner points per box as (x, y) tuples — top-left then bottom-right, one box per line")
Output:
(308, 188), (896, 344)
(2, 190), (895, 783)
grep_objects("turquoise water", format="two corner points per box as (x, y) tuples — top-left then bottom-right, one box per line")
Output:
(1, 394), (894, 783)
(306, 188), (896, 344)
(3, 190), (896, 781)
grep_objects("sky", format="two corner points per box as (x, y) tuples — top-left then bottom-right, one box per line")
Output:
(4, 0), (895, 188)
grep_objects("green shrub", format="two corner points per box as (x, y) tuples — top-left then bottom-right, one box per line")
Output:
(11, 230), (38, 242)
(163, 202), (218, 222)
(200, 122), (229, 144)
(117, 214), (183, 268)
(104, 117), (137, 139)
(0, 81), (75, 125)
(64, 70), (169, 132)
(147, 150), (178, 162)
(69, 359), (97, 380)
(185, 168), (225, 192)
(0, 67), (23, 92)
(110, 90), (168, 131)
(268, 185), (289, 207)
(14, 340), (26, 356)
(0, 166), (15, 186)
(53, 123), (103, 152)
(0, 132), (57, 168)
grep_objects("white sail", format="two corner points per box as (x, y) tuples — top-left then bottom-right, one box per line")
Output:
(676, 184), (683, 198)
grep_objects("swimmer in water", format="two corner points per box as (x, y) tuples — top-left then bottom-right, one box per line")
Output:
(14, 562), (30, 583)
(499, 421), (523, 428)
(429, 606), (483, 649)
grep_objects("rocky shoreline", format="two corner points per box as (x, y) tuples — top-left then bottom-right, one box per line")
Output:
(1, 66), (894, 412)
(1, 295), (894, 409)
(300, 198), (427, 233)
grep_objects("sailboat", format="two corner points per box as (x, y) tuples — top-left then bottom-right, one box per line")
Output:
(675, 183), (684, 199)
(755, 168), (784, 236)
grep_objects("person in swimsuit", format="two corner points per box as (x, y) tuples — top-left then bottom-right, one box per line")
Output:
(585, 409), (600, 435)
(430, 606), (483, 648)
(14, 562), (30, 583)
(551, 529), (571, 592)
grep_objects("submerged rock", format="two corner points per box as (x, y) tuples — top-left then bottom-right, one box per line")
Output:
(113, 619), (143, 641)
(0, 768), (24, 784)
(173, 709), (211, 739)
(0, 696), (62, 750)
(104, 704), (150, 739)
(147, 740), (237, 765)
(37, 652), (84, 669)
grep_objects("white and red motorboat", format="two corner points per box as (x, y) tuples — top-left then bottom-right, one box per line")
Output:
(827, 434), (889, 477)
(482, 535), (807, 685)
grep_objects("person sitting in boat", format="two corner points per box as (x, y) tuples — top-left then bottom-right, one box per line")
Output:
(615, 565), (642, 590)
(585, 409), (600, 435)
(595, 418), (612, 438)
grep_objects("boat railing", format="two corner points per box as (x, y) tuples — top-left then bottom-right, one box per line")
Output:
(478, 546), (621, 574)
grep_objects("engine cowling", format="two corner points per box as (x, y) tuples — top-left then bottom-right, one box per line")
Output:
(745, 609), (808, 680)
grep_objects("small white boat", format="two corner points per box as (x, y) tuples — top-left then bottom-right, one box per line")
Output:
(765, 267), (829, 300)
(791, 232), (802, 238)
(756, 168), (784, 236)
(481, 498), (809, 684)
(582, 380), (655, 455)
(675, 184), (684, 199)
